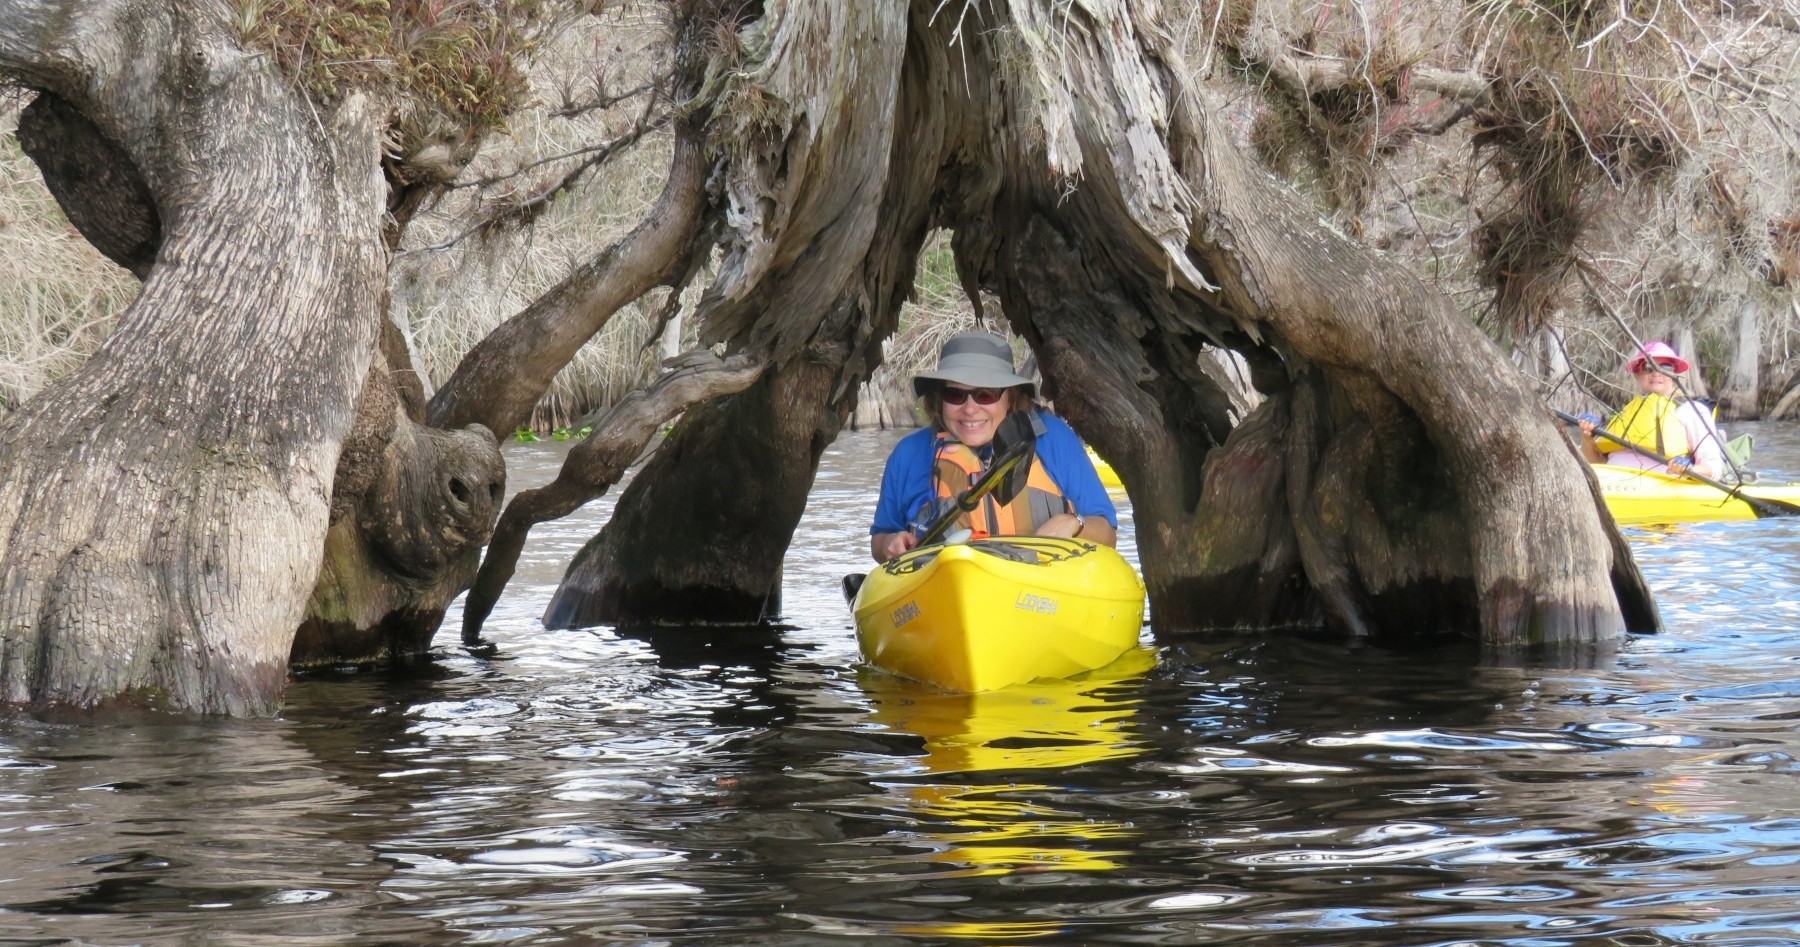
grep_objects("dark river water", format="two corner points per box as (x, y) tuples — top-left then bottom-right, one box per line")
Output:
(6, 423), (1800, 946)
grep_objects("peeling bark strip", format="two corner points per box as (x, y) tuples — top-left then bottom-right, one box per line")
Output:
(0, 2), (388, 712)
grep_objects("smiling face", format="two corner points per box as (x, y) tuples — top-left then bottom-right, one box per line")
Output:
(1632, 363), (1680, 397)
(939, 384), (1015, 448)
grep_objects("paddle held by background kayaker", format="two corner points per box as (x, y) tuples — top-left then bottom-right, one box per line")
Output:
(1576, 340), (1726, 479)
(869, 331), (1118, 563)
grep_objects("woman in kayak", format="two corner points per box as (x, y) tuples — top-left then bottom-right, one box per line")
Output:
(869, 331), (1118, 563)
(1576, 340), (1726, 479)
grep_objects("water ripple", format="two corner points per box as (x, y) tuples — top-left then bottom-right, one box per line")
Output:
(3, 426), (1800, 945)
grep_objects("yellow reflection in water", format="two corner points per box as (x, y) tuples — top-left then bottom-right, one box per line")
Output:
(859, 646), (1155, 898)
(892, 918), (1071, 940)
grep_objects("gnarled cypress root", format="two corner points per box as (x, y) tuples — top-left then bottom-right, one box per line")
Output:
(934, 0), (1653, 647)
(543, 350), (847, 628)
(0, 3), (389, 713)
(294, 390), (504, 667)
(463, 352), (764, 641)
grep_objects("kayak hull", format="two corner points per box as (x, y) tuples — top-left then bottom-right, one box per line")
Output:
(853, 537), (1146, 692)
(1087, 447), (1124, 489)
(1595, 464), (1800, 525)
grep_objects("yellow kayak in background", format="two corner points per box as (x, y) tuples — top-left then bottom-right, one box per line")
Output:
(1596, 464), (1800, 526)
(1086, 447), (1124, 490)
(1084, 448), (1798, 525)
(852, 537), (1146, 692)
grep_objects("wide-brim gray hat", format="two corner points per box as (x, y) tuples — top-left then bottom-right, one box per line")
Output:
(912, 331), (1035, 397)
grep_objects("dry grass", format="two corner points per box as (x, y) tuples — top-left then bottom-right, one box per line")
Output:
(5, 1), (1795, 422)
(393, 4), (679, 431)
(0, 106), (139, 416)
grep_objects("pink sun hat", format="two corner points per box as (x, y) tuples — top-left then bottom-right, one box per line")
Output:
(1624, 340), (1689, 375)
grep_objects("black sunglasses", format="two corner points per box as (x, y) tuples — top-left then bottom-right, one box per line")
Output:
(941, 386), (1005, 406)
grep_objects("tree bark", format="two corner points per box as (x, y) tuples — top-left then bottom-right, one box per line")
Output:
(936, 0), (1652, 651)
(539, 0), (933, 628)
(1721, 298), (1761, 420)
(463, 352), (763, 640)
(425, 134), (711, 436)
(0, 2), (387, 712)
(293, 355), (505, 667)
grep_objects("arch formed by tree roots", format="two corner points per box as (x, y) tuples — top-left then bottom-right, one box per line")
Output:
(0, 0), (1656, 715)
(532, 0), (1655, 656)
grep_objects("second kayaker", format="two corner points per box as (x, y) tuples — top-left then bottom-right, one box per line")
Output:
(1576, 339), (1727, 479)
(869, 330), (1118, 563)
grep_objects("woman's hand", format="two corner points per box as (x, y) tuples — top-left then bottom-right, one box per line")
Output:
(1668, 456), (1716, 479)
(872, 531), (918, 563)
(1035, 513), (1118, 547)
(1035, 513), (1083, 539)
(1574, 413), (1608, 464)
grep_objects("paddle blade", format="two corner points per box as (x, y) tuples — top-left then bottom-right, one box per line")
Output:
(842, 572), (866, 605)
(990, 411), (1038, 505)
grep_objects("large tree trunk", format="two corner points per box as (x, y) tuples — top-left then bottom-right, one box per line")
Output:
(463, 352), (764, 640)
(536, 0), (1651, 651)
(941, 0), (1650, 651)
(541, 1), (939, 627)
(9, 71), (507, 680)
(0, 3), (387, 712)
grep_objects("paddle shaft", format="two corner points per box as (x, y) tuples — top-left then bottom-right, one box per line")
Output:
(1555, 408), (1800, 518)
(844, 431), (1036, 607)
(915, 439), (1032, 545)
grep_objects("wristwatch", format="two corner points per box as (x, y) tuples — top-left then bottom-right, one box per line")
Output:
(1073, 513), (1085, 537)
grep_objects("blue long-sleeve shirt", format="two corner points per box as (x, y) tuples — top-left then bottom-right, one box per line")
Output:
(869, 410), (1118, 536)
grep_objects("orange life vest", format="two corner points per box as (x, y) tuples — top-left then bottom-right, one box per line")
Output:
(928, 434), (1071, 539)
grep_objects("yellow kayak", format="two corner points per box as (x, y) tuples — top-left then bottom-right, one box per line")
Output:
(853, 537), (1146, 692)
(1084, 451), (1797, 525)
(1596, 464), (1800, 525)
(1085, 447), (1124, 489)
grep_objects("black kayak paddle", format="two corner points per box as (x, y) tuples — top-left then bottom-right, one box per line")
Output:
(1555, 408), (1800, 519)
